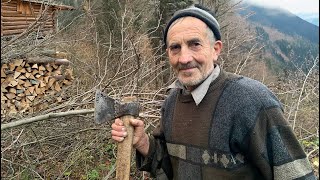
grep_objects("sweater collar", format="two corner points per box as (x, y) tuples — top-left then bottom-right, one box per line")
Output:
(168, 64), (221, 106)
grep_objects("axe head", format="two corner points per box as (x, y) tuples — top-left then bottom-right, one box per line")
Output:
(94, 90), (139, 124)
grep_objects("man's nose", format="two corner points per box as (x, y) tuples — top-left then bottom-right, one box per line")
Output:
(178, 46), (193, 64)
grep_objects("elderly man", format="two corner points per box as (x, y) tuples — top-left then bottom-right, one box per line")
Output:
(111, 4), (316, 180)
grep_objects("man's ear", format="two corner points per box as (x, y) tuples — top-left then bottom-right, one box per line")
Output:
(214, 40), (223, 55)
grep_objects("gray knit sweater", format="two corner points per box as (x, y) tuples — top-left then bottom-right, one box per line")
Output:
(136, 70), (315, 180)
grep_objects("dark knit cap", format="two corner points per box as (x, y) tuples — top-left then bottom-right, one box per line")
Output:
(163, 4), (221, 48)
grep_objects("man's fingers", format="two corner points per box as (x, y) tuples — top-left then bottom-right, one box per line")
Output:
(111, 130), (127, 137)
(111, 118), (126, 131)
(112, 136), (124, 142)
(115, 118), (123, 126)
(130, 119), (144, 127)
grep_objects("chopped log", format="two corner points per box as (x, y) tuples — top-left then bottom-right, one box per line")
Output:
(39, 80), (46, 88)
(1, 87), (8, 93)
(4, 69), (15, 75)
(35, 85), (41, 95)
(8, 63), (15, 71)
(28, 86), (35, 94)
(31, 64), (38, 69)
(63, 79), (72, 86)
(24, 80), (32, 87)
(13, 59), (24, 67)
(30, 79), (38, 85)
(15, 66), (26, 73)
(9, 80), (18, 87)
(8, 88), (16, 94)
(8, 106), (17, 115)
(17, 93), (26, 97)
(1, 68), (6, 77)
(38, 65), (46, 71)
(51, 63), (58, 69)
(16, 84), (23, 89)
(25, 89), (31, 96)
(26, 66), (32, 73)
(32, 69), (39, 75)
(17, 79), (25, 85)
(40, 87), (46, 94)
(2, 94), (8, 101)
(14, 71), (21, 79)
(20, 60), (26, 67)
(54, 82), (61, 92)
(45, 64), (53, 72)
(25, 72), (31, 78)
(52, 69), (61, 76)
(44, 76), (49, 83)
(47, 78), (55, 87)
(28, 73), (36, 80)
(38, 70), (44, 76)
(35, 74), (41, 78)
(19, 75), (27, 80)
(1, 78), (6, 83)
(2, 80), (10, 89)
(27, 96), (35, 102)
(16, 89), (24, 94)
(5, 93), (15, 100)
(1, 64), (8, 70)
(65, 69), (74, 80)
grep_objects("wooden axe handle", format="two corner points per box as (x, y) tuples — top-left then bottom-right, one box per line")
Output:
(116, 97), (136, 180)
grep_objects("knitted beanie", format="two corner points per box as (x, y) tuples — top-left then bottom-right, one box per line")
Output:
(163, 4), (221, 48)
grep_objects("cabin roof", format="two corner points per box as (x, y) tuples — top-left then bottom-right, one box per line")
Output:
(20, 0), (75, 10)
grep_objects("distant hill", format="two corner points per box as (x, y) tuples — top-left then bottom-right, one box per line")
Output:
(239, 4), (319, 44)
(238, 3), (319, 74)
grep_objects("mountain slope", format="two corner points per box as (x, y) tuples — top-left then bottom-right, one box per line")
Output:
(238, 3), (319, 74)
(240, 4), (319, 44)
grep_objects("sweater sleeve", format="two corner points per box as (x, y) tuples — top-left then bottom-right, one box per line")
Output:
(244, 106), (316, 180)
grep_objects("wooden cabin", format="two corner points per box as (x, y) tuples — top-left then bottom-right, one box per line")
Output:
(1, 0), (75, 36)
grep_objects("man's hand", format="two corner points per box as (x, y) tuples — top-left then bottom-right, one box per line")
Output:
(111, 118), (149, 156)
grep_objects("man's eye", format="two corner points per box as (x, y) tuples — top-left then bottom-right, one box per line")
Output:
(191, 42), (201, 47)
(170, 45), (180, 51)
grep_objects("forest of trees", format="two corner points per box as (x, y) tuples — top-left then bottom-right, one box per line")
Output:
(1, 0), (318, 179)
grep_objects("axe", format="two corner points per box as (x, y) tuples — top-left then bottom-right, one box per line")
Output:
(94, 90), (139, 180)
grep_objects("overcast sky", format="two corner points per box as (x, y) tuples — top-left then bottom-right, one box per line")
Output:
(245, 0), (319, 14)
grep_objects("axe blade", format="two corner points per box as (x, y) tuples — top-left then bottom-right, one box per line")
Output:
(94, 90), (118, 124)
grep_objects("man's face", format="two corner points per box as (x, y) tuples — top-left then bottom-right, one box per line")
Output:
(166, 17), (222, 90)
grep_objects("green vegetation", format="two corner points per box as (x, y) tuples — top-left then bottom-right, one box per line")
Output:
(274, 38), (319, 71)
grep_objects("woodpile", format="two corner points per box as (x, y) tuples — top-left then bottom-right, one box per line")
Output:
(1, 51), (74, 117)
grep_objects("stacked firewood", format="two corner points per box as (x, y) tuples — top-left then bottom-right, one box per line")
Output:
(1, 52), (74, 117)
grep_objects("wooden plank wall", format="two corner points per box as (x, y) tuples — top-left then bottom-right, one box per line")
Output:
(1, 0), (56, 36)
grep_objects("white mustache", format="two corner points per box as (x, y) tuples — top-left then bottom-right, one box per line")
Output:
(177, 61), (200, 70)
